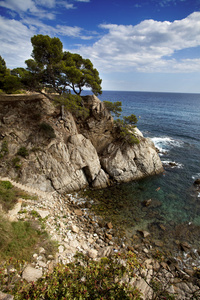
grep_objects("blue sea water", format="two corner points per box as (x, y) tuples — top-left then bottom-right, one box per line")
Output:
(83, 90), (200, 252)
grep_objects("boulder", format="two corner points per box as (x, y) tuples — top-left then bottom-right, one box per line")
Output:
(0, 95), (163, 193)
(194, 178), (200, 185)
(22, 265), (43, 282)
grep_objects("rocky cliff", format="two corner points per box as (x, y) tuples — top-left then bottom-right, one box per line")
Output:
(0, 94), (163, 193)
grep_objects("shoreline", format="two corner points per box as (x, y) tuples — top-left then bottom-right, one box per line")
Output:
(1, 187), (200, 299)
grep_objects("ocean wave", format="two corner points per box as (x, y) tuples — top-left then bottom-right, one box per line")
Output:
(192, 173), (200, 180)
(151, 136), (183, 153)
(162, 160), (184, 169)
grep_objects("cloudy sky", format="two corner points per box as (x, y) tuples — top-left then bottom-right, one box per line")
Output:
(1, 0), (200, 93)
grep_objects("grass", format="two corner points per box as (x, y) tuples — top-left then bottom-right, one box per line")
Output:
(0, 180), (56, 262)
(0, 180), (38, 212)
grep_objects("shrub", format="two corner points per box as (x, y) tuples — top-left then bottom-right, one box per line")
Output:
(12, 156), (21, 170)
(39, 122), (56, 139)
(13, 252), (142, 299)
(115, 119), (140, 145)
(103, 100), (122, 117)
(0, 181), (16, 211)
(54, 93), (89, 120)
(0, 140), (9, 159)
(17, 146), (29, 158)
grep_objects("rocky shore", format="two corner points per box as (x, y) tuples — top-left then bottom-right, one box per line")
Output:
(1, 182), (200, 299)
(0, 94), (163, 193)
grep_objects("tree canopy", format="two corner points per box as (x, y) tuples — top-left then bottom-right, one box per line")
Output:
(24, 34), (102, 96)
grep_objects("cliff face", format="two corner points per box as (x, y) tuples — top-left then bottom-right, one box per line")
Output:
(0, 94), (163, 193)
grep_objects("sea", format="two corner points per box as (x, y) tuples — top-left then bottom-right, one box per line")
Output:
(82, 90), (200, 263)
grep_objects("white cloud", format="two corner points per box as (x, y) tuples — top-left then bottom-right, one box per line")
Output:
(0, 0), (36, 12)
(0, 16), (34, 68)
(76, 12), (200, 73)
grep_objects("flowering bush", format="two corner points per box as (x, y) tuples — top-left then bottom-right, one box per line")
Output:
(13, 252), (142, 299)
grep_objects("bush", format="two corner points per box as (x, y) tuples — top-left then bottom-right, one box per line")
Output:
(17, 146), (29, 158)
(54, 93), (89, 120)
(0, 140), (9, 159)
(39, 122), (56, 139)
(115, 119), (140, 145)
(13, 252), (142, 299)
(12, 156), (21, 170)
(103, 101), (122, 118)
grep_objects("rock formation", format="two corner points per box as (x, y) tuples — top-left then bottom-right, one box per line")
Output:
(0, 94), (163, 193)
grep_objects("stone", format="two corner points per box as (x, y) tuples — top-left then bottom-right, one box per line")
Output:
(142, 199), (152, 207)
(138, 230), (150, 238)
(87, 249), (98, 259)
(38, 261), (47, 268)
(69, 240), (79, 248)
(127, 245), (134, 252)
(39, 247), (46, 254)
(36, 209), (49, 219)
(105, 233), (112, 240)
(106, 222), (113, 229)
(74, 209), (83, 217)
(22, 265), (43, 282)
(159, 224), (166, 231)
(179, 241), (191, 252)
(71, 225), (79, 233)
(98, 246), (113, 257)
(7, 200), (22, 221)
(0, 291), (14, 300)
(58, 245), (65, 253)
(194, 178), (200, 185)
(88, 237), (94, 244)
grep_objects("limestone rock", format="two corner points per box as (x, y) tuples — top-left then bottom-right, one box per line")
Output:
(22, 265), (43, 282)
(71, 225), (79, 233)
(87, 249), (98, 259)
(101, 132), (163, 184)
(0, 94), (163, 193)
(0, 291), (14, 300)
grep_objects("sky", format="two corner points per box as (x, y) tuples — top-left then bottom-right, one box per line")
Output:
(0, 0), (200, 93)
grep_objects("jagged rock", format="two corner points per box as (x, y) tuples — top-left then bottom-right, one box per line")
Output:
(138, 230), (150, 238)
(0, 94), (163, 193)
(194, 178), (200, 185)
(22, 265), (43, 282)
(36, 209), (49, 219)
(98, 246), (113, 257)
(87, 249), (98, 259)
(71, 225), (79, 233)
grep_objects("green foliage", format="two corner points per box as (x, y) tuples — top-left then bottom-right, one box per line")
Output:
(39, 122), (56, 139)
(54, 94), (89, 119)
(0, 55), (9, 90)
(2, 75), (22, 94)
(0, 180), (37, 212)
(0, 181), (16, 211)
(114, 116), (139, 145)
(62, 51), (102, 95)
(23, 34), (102, 96)
(123, 114), (138, 126)
(17, 146), (29, 158)
(103, 101), (122, 117)
(118, 125), (140, 145)
(13, 251), (142, 299)
(12, 157), (22, 170)
(0, 140), (9, 158)
(31, 34), (63, 67)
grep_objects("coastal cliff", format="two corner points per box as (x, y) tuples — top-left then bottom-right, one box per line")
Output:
(0, 94), (163, 193)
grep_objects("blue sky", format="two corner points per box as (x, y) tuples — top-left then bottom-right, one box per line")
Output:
(0, 0), (200, 93)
